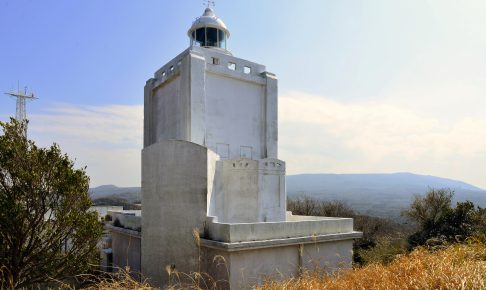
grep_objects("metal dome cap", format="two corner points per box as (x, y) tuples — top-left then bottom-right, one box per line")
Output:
(187, 8), (230, 38)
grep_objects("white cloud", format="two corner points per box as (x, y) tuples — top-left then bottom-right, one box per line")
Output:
(28, 104), (143, 187)
(279, 91), (486, 189)
(20, 94), (486, 190)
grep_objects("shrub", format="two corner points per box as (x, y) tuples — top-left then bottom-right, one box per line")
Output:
(404, 188), (486, 248)
(0, 119), (102, 289)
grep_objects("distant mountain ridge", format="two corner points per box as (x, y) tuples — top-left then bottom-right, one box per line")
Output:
(287, 173), (486, 218)
(90, 173), (486, 219)
(287, 172), (484, 193)
(89, 185), (141, 203)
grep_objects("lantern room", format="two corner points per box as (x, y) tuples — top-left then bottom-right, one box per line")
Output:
(188, 8), (230, 50)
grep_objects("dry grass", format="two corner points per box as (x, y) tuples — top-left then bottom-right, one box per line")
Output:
(258, 242), (486, 290)
(81, 268), (153, 290)
(49, 242), (485, 289)
(73, 265), (219, 290)
(47, 267), (154, 290)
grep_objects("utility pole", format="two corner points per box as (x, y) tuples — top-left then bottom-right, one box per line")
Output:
(4, 85), (38, 136)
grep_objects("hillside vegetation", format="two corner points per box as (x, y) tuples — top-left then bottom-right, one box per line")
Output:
(289, 189), (486, 265)
(92, 197), (141, 210)
(74, 241), (486, 289)
(257, 241), (486, 290)
(30, 189), (486, 289)
(90, 173), (486, 219)
(287, 173), (486, 218)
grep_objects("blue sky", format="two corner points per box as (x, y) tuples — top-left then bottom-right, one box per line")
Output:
(1, 0), (485, 188)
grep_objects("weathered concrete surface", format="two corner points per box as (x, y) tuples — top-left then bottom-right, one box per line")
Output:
(108, 211), (141, 231)
(141, 140), (209, 287)
(201, 211), (361, 289)
(208, 158), (286, 223)
(205, 216), (355, 243)
(202, 239), (355, 290)
(144, 46), (278, 161)
(138, 9), (363, 288)
(107, 225), (141, 279)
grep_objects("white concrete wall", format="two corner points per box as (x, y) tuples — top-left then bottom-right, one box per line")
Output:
(258, 159), (286, 221)
(210, 158), (286, 223)
(206, 217), (355, 243)
(108, 211), (141, 231)
(205, 73), (265, 159)
(202, 240), (354, 290)
(140, 45), (361, 290)
(141, 140), (209, 288)
(221, 158), (259, 222)
(206, 148), (219, 215)
(144, 47), (278, 160)
(109, 226), (141, 280)
(144, 49), (191, 147)
(152, 76), (184, 141)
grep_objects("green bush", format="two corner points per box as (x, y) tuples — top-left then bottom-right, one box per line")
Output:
(0, 119), (102, 289)
(403, 188), (486, 248)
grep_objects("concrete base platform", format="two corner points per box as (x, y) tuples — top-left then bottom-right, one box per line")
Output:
(201, 235), (359, 289)
(199, 214), (362, 289)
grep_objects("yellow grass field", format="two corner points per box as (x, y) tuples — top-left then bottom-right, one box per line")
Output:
(258, 242), (486, 290)
(82, 242), (486, 290)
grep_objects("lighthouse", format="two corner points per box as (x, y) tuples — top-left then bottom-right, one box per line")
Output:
(144, 7), (278, 163)
(141, 7), (361, 289)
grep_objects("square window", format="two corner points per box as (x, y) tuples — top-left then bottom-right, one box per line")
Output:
(211, 57), (220, 65)
(216, 143), (229, 160)
(170, 66), (174, 71)
(228, 62), (236, 71)
(244, 66), (251, 74)
(240, 146), (252, 159)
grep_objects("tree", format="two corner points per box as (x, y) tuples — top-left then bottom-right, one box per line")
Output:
(404, 188), (453, 229)
(0, 119), (102, 289)
(287, 195), (355, 217)
(403, 188), (485, 248)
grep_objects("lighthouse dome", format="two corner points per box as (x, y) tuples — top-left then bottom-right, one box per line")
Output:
(188, 8), (229, 50)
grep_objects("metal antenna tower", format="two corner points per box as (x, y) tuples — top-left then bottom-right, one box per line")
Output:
(4, 85), (37, 135)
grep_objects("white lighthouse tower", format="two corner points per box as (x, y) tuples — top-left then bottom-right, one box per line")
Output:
(141, 7), (361, 289)
(144, 7), (278, 164)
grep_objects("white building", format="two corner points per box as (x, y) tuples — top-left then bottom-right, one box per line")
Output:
(125, 7), (362, 289)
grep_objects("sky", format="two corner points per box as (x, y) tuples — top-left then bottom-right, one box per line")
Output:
(1, 0), (485, 189)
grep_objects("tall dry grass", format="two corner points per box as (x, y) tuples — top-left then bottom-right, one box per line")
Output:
(258, 242), (486, 290)
(50, 242), (485, 289)
(45, 267), (154, 290)
(81, 267), (153, 290)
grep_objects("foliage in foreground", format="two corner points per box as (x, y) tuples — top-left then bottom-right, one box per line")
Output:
(0, 119), (102, 289)
(65, 241), (486, 290)
(81, 268), (153, 290)
(258, 241), (486, 290)
(404, 188), (486, 247)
